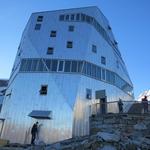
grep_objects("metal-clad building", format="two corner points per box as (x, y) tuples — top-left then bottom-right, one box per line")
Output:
(0, 6), (134, 144)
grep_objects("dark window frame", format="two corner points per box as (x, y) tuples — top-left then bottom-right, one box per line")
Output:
(40, 85), (48, 95)
(47, 47), (54, 55)
(50, 31), (57, 37)
(35, 24), (41, 30)
(67, 41), (73, 48)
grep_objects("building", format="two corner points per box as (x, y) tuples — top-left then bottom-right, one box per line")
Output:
(0, 6), (134, 144)
(0, 79), (8, 110)
(0, 79), (8, 136)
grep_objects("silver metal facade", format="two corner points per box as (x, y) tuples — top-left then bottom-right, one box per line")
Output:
(0, 6), (134, 144)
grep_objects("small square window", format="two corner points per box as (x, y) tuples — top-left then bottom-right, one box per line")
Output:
(101, 56), (106, 65)
(59, 15), (65, 21)
(40, 85), (48, 95)
(86, 89), (92, 100)
(67, 41), (73, 48)
(50, 31), (57, 37)
(35, 24), (41, 30)
(92, 45), (97, 53)
(47, 47), (54, 55)
(68, 25), (74, 32)
(37, 16), (43, 22)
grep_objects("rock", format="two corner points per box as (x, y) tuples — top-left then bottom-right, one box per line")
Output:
(97, 145), (117, 150)
(134, 122), (147, 130)
(97, 132), (120, 142)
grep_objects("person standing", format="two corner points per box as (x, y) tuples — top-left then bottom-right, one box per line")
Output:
(142, 96), (148, 113)
(31, 122), (39, 145)
(118, 99), (123, 113)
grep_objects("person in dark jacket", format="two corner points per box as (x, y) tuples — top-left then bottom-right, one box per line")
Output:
(118, 99), (123, 113)
(31, 122), (38, 145)
(142, 96), (148, 113)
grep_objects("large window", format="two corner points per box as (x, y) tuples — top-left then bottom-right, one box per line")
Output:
(19, 59), (133, 95)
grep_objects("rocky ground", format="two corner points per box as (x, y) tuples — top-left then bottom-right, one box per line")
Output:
(0, 113), (150, 150)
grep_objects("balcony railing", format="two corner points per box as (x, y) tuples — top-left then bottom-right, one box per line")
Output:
(89, 100), (150, 115)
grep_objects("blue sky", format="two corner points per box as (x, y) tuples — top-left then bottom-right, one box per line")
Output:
(0, 0), (150, 98)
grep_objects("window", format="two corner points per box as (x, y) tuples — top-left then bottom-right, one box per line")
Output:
(68, 25), (74, 32)
(59, 15), (65, 21)
(66, 15), (69, 20)
(51, 60), (58, 71)
(64, 61), (71, 72)
(102, 69), (106, 81)
(81, 14), (86, 21)
(78, 61), (83, 73)
(37, 16), (43, 22)
(76, 14), (80, 21)
(58, 61), (64, 72)
(86, 89), (92, 100)
(35, 24), (41, 30)
(92, 45), (97, 53)
(106, 70), (111, 83)
(71, 14), (75, 20)
(101, 56), (106, 65)
(50, 31), (57, 37)
(47, 47), (54, 55)
(67, 41), (73, 48)
(40, 85), (48, 95)
(71, 61), (77, 72)
(31, 59), (38, 71)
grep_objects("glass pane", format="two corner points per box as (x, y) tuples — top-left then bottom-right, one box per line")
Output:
(38, 59), (44, 71)
(20, 59), (27, 71)
(64, 61), (71, 72)
(106, 70), (111, 82)
(96, 67), (101, 80)
(71, 61), (77, 72)
(58, 61), (64, 72)
(26, 59), (32, 71)
(102, 69), (106, 80)
(45, 59), (51, 71)
(51, 60), (58, 71)
(31, 59), (38, 71)
(78, 61), (83, 73)
(87, 63), (92, 76)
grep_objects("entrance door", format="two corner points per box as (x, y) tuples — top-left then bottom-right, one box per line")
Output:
(0, 119), (4, 137)
(95, 90), (107, 114)
(100, 98), (107, 114)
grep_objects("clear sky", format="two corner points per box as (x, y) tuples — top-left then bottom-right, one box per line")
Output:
(0, 0), (150, 98)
